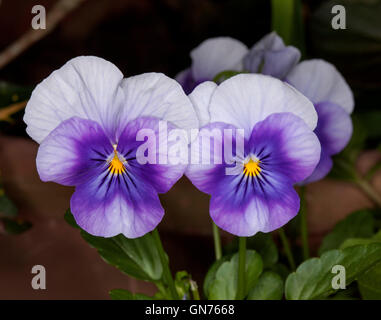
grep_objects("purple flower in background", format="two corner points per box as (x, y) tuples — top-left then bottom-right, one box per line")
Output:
(176, 37), (248, 94)
(243, 32), (300, 79)
(24, 56), (198, 238)
(285, 60), (354, 183)
(178, 32), (354, 184)
(186, 74), (321, 236)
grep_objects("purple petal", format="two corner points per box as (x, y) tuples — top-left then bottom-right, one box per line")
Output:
(186, 113), (321, 236)
(36, 117), (113, 186)
(301, 101), (353, 184)
(247, 112), (321, 183)
(243, 32), (301, 79)
(314, 101), (353, 155)
(38, 116), (185, 238)
(301, 151), (333, 184)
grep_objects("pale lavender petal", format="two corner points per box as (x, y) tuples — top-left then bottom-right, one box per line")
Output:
(286, 59), (354, 114)
(209, 74), (318, 139)
(190, 37), (248, 81)
(24, 56), (124, 143)
(244, 32), (300, 79)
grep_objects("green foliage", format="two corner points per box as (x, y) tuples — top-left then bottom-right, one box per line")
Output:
(206, 250), (263, 300)
(225, 232), (278, 268)
(65, 210), (163, 282)
(0, 192), (18, 218)
(0, 81), (31, 109)
(271, 0), (305, 53)
(247, 271), (284, 300)
(285, 243), (381, 300)
(212, 70), (244, 84)
(337, 231), (381, 299)
(319, 210), (375, 254)
(2, 218), (32, 234)
(174, 271), (191, 300)
(109, 289), (154, 300)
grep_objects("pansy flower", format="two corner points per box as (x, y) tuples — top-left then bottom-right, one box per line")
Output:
(178, 32), (354, 184)
(186, 74), (321, 236)
(176, 37), (248, 94)
(285, 60), (354, 183)
(243, 31), (300, 79)
(24, 56), (198, 238)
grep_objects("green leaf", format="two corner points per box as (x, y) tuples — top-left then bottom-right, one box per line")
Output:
(2, 218), (32, 234)
(208, 250), (263, 300)
(336, 231), (381, 299)
(0, 81), (31, 108)
(358, 261), (381, 300)
(285, 243), (381, 300)
(247, 271), (284, 300)
(109, 289), (153, 300)
(64, 209), (80, 229)
(0, 193), (18, 217)
(225, 233), (278, 268)
(340, 230), (381, 249)
(203, 255), (231, 298)
(212, 70), (243, 84)
(319, 210), (375, 254)
(65, 209), (163, 281)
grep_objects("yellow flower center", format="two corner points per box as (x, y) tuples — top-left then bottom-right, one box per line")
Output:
(108, 145), (126, 175)
(243, 158), (261, 177)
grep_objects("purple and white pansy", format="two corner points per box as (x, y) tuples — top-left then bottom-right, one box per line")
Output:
(24, 56), (198, 238)
(186, 74), (321, 236)
(178, 32), (354, 184)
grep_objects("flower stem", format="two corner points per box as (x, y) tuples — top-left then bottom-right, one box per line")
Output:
(152, 229), (179, 300)
(278, 228), (296, 270)
(299, 186), (310, 260)
(190, 280), (200, 300)
(355, 178), (381, 208)
(212, 222), (222, 260)
(236, 237), (246, 300)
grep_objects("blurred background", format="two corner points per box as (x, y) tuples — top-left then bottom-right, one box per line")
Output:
(0, 0), (380, 299)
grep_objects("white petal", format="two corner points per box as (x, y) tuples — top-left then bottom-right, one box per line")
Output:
(209, 74), (317, 138)
(24, 56), (124, 143)
(190, 37), (248, 81)
(118, 72), (199, 135)
(188, 81), (217, 127)
(286, 59), (354, 114)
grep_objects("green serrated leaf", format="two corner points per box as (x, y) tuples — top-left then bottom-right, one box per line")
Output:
(65, 209), (163, 281)
(340, 230), (381, 249)
(319, 210), (375, 254)
(247, 271), (284, 300)
(203, 254), (231, 299)
(109, 289), (154, 300)
(285, 243), (381, 300)
(208, 250), (263, 300)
